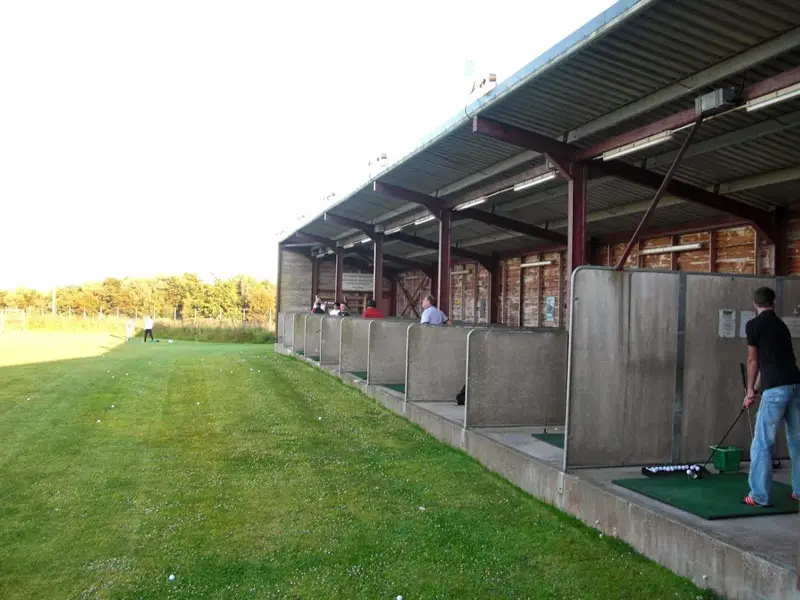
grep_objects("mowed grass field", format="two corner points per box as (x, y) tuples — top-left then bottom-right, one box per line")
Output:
(0, 333), (717, 600)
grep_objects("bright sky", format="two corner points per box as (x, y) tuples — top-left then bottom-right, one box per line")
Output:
(0, 0), (616, 290)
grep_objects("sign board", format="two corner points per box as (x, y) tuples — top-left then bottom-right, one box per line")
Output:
(739, 310), (756, 338)
(718, 309), (736, 339)
(544, 296), (556, 323)
(342, 272), (373, 292)
(783, 316), (800, 338)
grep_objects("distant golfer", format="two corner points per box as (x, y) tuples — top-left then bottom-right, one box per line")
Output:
(420, 295), (448, 325)
(743, 286), (800, 507)
(125, 318), (135, 342)
(143, 315), (154, 343)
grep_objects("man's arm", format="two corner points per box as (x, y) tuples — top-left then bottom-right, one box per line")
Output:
(421, 309), (430, 324)
(746, 345), (759, 396)
(745, 345), (759, 407)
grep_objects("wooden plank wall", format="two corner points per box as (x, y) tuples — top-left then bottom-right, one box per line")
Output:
(389, 222), (800, 324)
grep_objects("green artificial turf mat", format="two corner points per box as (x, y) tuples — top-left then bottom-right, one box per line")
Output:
(384, 383), (406, 394)
(307, 355), (320, 362)
(613, 472), (798, 520)
(295, 350), (305, 356)
(350, 371), (367, 380)
(532, 433), (565, 449)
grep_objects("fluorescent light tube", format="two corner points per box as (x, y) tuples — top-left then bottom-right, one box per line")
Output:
(454, 197), (487, 211)
(520, 260), (553, 268)
(414, 215), (435, 226)
(640, 243), (702, 256)
(384, 226), (404, 235)
(746, 83), (800, 112)
(602, 131), (674, 161)
(359, 237), (371, 244)
(513, 172), (557, 192)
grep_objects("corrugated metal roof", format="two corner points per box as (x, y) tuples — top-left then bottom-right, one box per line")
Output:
(286, 0), (800, 260)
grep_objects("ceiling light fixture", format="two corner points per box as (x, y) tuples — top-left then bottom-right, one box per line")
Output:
(513, 171), (557, 192)
(602, 131), (674, 161)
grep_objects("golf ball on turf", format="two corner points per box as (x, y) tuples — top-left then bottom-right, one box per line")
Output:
(169, 574), (175, 581)
(111, 405), (115, 408)
(397, 596), (403, 600)
(686, 469), (692, 475)
(97, 420), (101, 423)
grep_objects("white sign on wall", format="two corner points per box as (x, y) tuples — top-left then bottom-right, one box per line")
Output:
(718, 309), (736, 339)
(342, 272), (373, 292)
(739, 310), (756, 338)
(783, 316), (800, 338)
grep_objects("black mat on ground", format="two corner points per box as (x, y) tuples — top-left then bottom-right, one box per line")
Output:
(383, 383), (405, 394)
(531, 433), (565, 449)
(613, 472), (798, 520)
(295, 350), (304, 356)
(307, 355), (320, 362)
(350, 371), (367, 380)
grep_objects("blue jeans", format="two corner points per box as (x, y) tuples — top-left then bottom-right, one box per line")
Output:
(748, 384), (800, 505)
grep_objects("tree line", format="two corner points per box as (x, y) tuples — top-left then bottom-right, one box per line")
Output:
(0, 275), (276, 321)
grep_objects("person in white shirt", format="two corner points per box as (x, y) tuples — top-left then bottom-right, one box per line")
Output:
(329, 302), (341, 316)
(143, 315), (154, 342)
(420, 295), (448, 325)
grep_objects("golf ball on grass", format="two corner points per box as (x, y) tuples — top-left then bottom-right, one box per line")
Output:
(169, 574), (175, 581)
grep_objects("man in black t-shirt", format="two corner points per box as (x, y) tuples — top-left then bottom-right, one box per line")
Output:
(743, 287), (800, 507)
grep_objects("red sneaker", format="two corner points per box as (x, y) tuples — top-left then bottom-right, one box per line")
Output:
(742, 496), (773, 508)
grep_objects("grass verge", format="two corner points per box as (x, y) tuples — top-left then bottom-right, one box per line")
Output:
(0, 335), (716, 599)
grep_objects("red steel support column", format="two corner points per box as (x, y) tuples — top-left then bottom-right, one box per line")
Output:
(568, 164), (588, 276)
(438, 208), (452, 315)
(566, 164), (588, 328)
(489, 259), (501, 324)
(335, 247), (345, 301)
(373, 234), (384, 305)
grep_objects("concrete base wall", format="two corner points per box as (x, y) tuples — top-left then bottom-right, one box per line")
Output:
(406, 325), (473, 402)
(466, 328), (566, 428)
(368, 320), (413, 385)
(304, 314), (323, 359)
(320, 316), (342, 366)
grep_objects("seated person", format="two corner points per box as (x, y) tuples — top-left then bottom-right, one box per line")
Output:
(420, 295), (448, 325)
(329, 302), (341, 316)
(311, 302), (326, 314)
(338, 302), (350, 317)
(362, 299), (384, 319)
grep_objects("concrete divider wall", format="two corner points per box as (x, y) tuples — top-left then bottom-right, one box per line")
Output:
(368, 320), (414, 385)
(681, 274), (791, 460)
(339, 317), (370, 373)
(292, 313), (306, 354)
(406, 325), (473, 402)
(284, 313), (296, 349)
(320, 316), (343, 365)
(304, 314), (323, 359)
(465, 328), (567, 428)
(566, 269), (679, 468)
(566, 267), (800, 469)
(277, 313), (285, 343)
